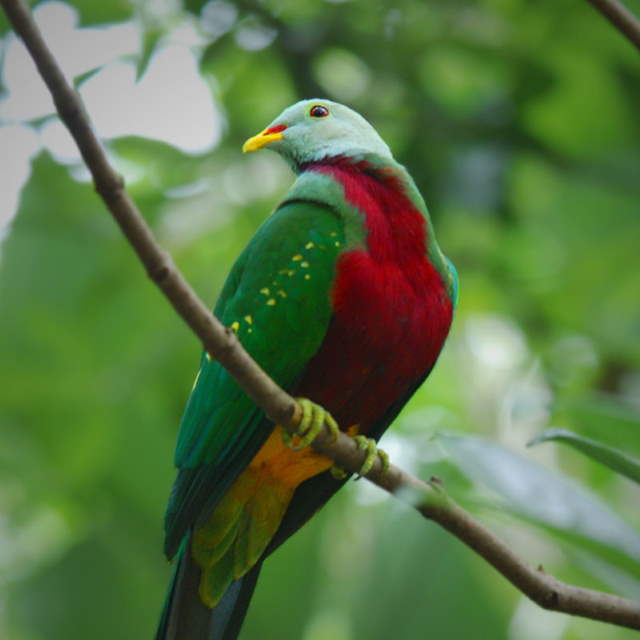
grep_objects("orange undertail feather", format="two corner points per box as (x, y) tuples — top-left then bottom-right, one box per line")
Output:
(191, 426), (333, 607)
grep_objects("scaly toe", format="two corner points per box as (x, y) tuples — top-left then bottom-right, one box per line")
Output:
(283, 398), (339, 451)
(354, 435), (378, 477)
(330, 464), (349, 480)
(281, 429), (294, 447)
(377, 448), (390, 475)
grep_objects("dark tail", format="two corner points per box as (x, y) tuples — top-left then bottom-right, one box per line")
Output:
(155, 535), (262, 640)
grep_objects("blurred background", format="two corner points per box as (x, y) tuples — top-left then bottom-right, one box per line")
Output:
(1, 0), (639, 638)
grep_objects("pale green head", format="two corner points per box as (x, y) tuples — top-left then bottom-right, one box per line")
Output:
(242, 99), (392, 168)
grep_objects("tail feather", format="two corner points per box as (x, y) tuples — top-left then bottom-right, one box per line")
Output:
(155, 537), (210, 640)
(193, 466), (292, 608)
(211, 563), (263, 640)
(155, 535), (262, 640)
(157, 425), (333, 639)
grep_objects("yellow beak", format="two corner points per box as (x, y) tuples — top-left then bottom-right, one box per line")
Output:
(242, 127), (285, 153)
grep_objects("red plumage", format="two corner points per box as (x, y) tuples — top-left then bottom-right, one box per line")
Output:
(295, 161), (453, 432)
(157, 102), (457, 640)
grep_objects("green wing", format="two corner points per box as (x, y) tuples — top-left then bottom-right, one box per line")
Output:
(164, 200), (345, 557)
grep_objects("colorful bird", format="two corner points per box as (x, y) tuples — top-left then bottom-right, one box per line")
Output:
(156, 99), (458, 640)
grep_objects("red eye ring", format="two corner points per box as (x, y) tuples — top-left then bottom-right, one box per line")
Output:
(309, 105), (329, 118)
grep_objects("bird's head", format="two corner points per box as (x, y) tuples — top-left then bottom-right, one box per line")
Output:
(242, 99), (392, 168)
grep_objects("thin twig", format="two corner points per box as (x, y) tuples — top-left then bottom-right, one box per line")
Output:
(0, 0), (298, 430)
(586, 0), (640, 50)
(2, 0), (639, 630)
(310, 431), (640, 629)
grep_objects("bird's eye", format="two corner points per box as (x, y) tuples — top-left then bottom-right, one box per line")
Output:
(309, 105), (329, 118)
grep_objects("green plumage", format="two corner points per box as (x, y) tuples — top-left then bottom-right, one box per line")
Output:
(158, 98), (457, 640)
(165, 199), (346, 557)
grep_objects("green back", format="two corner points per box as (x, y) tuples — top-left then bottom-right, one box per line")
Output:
(164, 196), (346, 557)
(164, 155), (458, 557)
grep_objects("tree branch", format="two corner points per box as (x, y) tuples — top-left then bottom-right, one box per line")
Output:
(586, 0), (640, 51)
(2, 0), (639, 631)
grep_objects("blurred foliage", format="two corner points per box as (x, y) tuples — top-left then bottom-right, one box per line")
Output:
(1, 0), (640, 639)
(529, 428), (640, 484)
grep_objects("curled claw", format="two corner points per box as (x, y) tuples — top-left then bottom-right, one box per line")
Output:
(377, 448), (390, 475)
(330, 464), (349, 480)
(354, 435), (377, 477)
(282, 398), (339, 451)
(329, 436), (390, 480)
(353, 436), (390, 478)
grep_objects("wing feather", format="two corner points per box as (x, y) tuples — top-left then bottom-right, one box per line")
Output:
(164, 200), (345, 557)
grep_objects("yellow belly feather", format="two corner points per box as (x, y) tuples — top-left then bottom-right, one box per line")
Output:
(192, 426), (332, 607)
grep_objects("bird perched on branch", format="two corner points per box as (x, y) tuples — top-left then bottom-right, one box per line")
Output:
(156, 99), (458, 640)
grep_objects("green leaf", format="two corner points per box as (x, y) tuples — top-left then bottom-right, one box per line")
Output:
(183, 0), (209, 17)
(528, 428), (640, 485)
(136, 25), (164, 82)
(73, 66), (103, 90)
(556, 394), (640, 456)
(0, 10), (10, 37)
(437, 433), (640, 564)
(72, 0), (134, 27)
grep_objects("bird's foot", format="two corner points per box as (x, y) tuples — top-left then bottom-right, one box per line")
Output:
(283, 398), (339, 451)
(330, 464), (349, 480)
(353, 435), (390, 477)
(330, 436), (390, 480)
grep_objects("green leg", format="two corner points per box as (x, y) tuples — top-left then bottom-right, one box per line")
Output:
(330, 436), (390, 480)
(282, 398), (339, 451)
(282, 400), (391, 479)
(330, 465), (349, 480)
(353, 435), (390, 477)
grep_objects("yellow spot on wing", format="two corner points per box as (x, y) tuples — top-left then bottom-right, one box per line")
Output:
(277, 289), (287, 298)
(300, 261), (309, 268)
(292, 254), (303, 261)
(329, 231), (337, 237)
(244, 315), (253, 325)
(305, 241), (315, 249)
(287, 270), (296, 277)
(230, 321), (240, 332)
(304, 274), (311, 280)
(334, 241), (341, 247)
(266, 298), (277, 306)
(260, 287), (270, 296)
